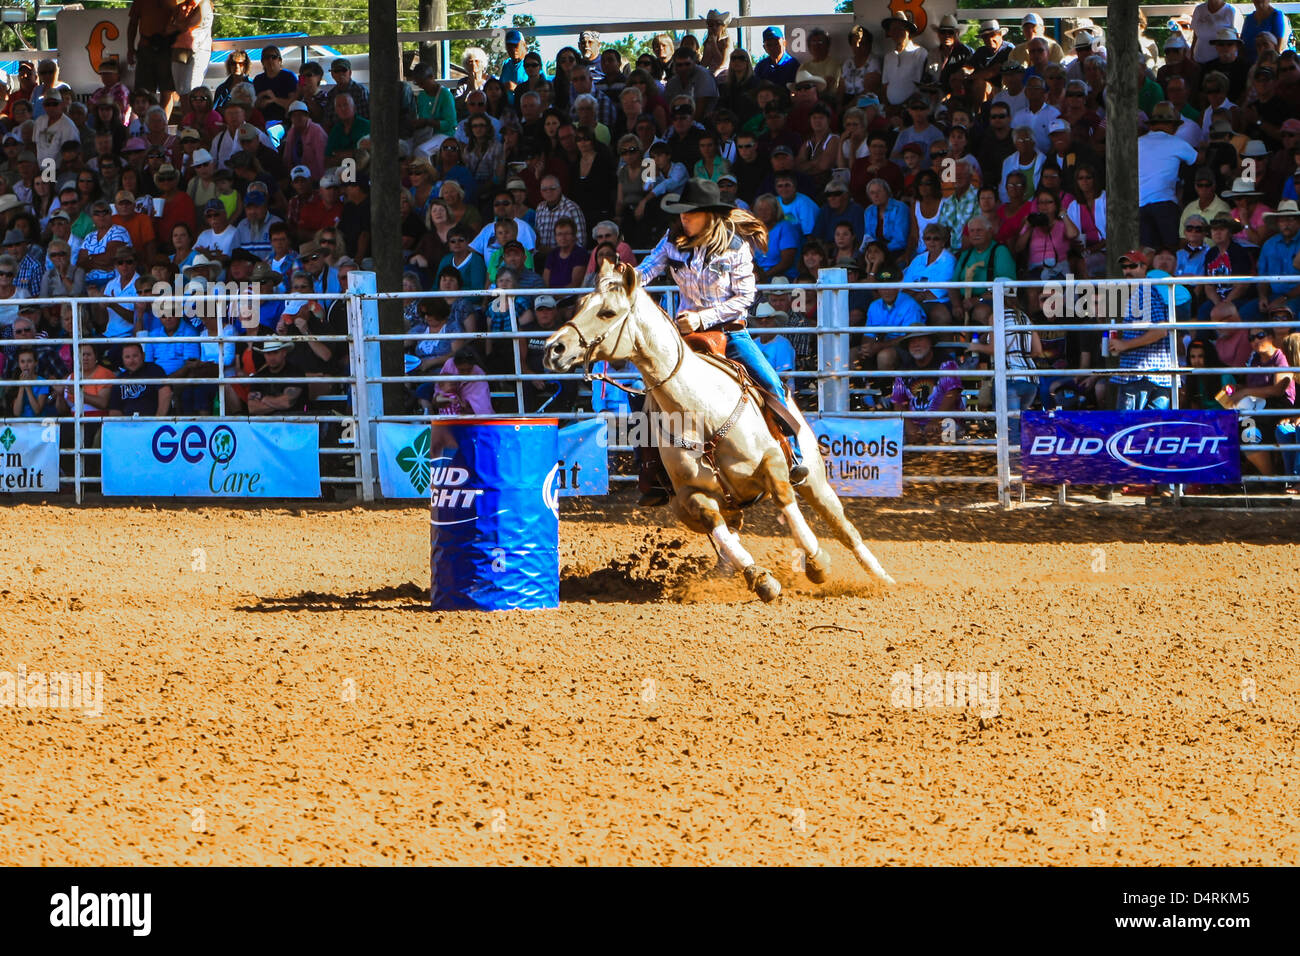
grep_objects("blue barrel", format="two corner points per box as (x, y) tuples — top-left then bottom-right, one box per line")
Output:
(430, 419), (559, 611)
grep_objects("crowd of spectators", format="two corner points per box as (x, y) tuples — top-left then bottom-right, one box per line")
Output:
(0, 3), (1297, 484)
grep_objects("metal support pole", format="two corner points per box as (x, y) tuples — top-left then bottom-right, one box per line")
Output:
(992, 280), (1011, 509)
(347, 275), (379, 501)
(817, 267), (849, 413)
(71, 301), (82, 504)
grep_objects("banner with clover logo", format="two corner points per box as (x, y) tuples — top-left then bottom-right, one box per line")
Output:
(0, 423), (60, 493)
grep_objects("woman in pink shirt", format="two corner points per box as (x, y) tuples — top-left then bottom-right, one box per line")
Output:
(433, 348), (493, 415)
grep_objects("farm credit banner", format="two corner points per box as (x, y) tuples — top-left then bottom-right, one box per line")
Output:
(811, 418), (904, 497)
(378, 419), (608, 499)
(101, 422), (321, 497)
(1021, 411), (1241, 484)
(0, 423), (59, 493)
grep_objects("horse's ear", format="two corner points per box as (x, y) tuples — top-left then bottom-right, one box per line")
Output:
(617, 260), (639, 294)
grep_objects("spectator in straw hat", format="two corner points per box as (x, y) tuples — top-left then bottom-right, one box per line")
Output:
(969, 20), (1014, 85)
(1138, 102), (1203, 249)
(1206, 26), (1251, 99)
(700, 9), (733, 76)
(879, 11), (926, 107)
(1249, 199), (1300, 318)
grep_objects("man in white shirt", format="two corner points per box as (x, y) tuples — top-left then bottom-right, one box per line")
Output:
(880, 10), (927, 107)
(1138, 102), (1204, 249)
(1191, 0), (1244, 65)
(33, 93), (78, 167)
(993, 61), (1029, 117)
(1012, 75), (1061, 154)
(194, 200), (238, 269)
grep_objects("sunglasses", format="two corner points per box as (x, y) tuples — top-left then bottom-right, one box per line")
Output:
(448, 236), (466, 242)
(0, 271), (15, 278)
(1066, 91), (1085, 98)
(304, 253), (322, 261)
(1250, 331), (1270, 340)
(493, 200), (512, 206)
(620, 148), (639, 155)
(1186, 224), (1206, 231)
(1120, 263), (1140, 271)
(50, 251), (68, 257)
(205, 211), (222, 218)
(737, 142), (757, 149)
(91, 209), (110, 216)
(320, 238), (336, 245)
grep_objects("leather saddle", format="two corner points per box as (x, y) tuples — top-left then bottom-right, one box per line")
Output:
(682, 330), (801, 464)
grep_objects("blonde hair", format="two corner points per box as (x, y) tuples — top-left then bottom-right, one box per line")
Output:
(669, 207), (769, 258)
(1281, 332), (1300, 368)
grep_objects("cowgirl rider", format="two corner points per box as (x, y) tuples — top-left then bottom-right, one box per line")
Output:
(636, 178), (810, 492)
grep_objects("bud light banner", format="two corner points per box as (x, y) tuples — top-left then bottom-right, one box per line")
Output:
(1021, 411), (1240, 484)
(378, 419), (607, 498)
(811, 418), (904, 496)
(101, 422), (321, 497)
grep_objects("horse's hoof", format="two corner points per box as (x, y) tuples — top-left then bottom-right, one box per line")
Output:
(805, 547), (831, 584)
(789, 462), (810, 485)
(743, 564), (781, 602)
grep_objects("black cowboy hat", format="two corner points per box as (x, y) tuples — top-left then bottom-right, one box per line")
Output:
(660, 177), (735, 214)
(881, 10), (921, 36)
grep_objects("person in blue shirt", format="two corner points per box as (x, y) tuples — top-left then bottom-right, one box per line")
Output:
(590, 359), (642, 415)
(860, 267), (926, 372)
(755, 26), (800, 89)
(752, 193), (801, 280)
(773, 173), (820, 235)
(437, 225), (488, 290)
(1244, 201), (1300, 321)
(499, 29), (529, 98)
(752, 303), (796, 382)
(859, 178), (911, 257)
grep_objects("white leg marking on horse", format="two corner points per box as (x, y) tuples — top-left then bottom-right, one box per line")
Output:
(710, 525), (755, 572)
(854, 542), (897, 586)
(782, 502), (820, 557)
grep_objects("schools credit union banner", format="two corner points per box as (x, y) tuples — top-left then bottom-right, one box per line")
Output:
(1021, 411), (1241, 484)
(101, 421), (321, 497)
(811, 418), (903, 497)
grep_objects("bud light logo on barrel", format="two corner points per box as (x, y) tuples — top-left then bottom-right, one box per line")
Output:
(430, 421), (560, 611)
(429, 453), (490, 526)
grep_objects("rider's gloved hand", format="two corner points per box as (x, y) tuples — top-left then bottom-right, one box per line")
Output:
(675, 311), (703, 334)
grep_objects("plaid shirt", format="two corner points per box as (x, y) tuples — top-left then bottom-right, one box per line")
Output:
(326, 82), (370, 128)
(637, 232), (756, 330)
(15, 248), (43, 297)
(1114, 283), (1173, 387)
(533, 196), (587, 250)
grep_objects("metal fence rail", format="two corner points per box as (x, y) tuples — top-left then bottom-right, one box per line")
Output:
(0, 272), (1295, 507)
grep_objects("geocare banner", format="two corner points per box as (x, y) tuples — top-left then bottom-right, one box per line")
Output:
(0, 423), (60, 493)
(378, 419), (608, 498)
(811, 418), (903, 497)
(1021, 411), (1241, 484)
(101, 422), (321, 497)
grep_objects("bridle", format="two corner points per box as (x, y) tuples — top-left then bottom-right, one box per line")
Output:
(558, 286), (685, 397)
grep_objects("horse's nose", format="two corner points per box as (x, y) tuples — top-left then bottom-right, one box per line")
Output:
(544, 340), (566, 370)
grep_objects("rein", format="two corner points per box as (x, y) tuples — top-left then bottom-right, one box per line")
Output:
(559, 293), (686, 397)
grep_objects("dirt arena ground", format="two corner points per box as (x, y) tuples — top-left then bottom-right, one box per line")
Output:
(1, 498), (1297, 866)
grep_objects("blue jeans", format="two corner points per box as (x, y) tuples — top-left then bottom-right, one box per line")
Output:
(725, 327), (802, 462)
(1007, 379), (1038, 445)
(1278, 421), (1299, 480)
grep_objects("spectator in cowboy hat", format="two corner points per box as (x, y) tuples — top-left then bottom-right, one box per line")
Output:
(246, 337), (305, 416)
(969, 20), (1014, 84)
(1250, 200), (1300, 319)
(1137, 102), (1203, 250)
(700, 9), (733, 76)
(880, 10), (926, 107)
(926, 14), (972, 92)
(1206, 26), (1251, 100)
(1199, 213), (1254, 320)
(1221, 173), (1270, 248)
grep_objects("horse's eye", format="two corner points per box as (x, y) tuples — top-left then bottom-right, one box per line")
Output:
(598, 309), (616, 319)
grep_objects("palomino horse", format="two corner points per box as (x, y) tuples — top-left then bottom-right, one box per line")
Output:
(543, 261), (895, 602)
